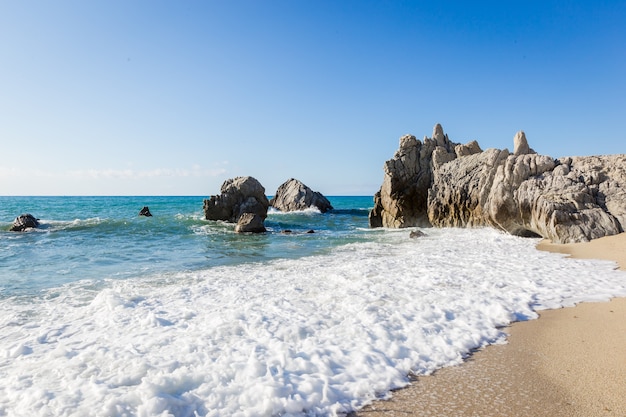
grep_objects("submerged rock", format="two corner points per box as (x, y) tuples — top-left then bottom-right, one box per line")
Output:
(10, 214), (40, 231)
(270, 178), (333, 213)
(371, 124), (626, 243)
(409, 230), (426, 239)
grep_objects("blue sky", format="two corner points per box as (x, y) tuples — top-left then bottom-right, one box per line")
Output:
(1, 1), (624, 196)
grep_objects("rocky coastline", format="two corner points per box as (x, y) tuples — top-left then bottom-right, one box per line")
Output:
(9, 125), (623, 243)
(370, 124), (626, 243)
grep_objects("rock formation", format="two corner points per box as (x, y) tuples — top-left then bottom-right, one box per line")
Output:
(369, 124), (468, 228)
(235, 213), (267, 233)
(270, 178), (333, 213)
(139, 206), (152, 217)
(370, 124), (626, 243)
(10, 214), (40, 231)
(203, 176), (270, 232)
(513, 131), (533, 155)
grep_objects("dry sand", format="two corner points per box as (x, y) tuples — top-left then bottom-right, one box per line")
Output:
(355, 233), (626, 417)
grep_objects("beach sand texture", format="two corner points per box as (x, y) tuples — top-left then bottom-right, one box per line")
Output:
(356, 233), (626, 417)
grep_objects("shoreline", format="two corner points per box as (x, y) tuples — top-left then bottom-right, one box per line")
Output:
(356, 233), (626, 417)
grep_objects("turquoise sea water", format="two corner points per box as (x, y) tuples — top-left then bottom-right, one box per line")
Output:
(0, 196), (373, 298)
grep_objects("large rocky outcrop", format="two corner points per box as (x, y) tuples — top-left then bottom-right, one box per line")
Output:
(514, 155), (626, 242)
(270, 178), (333, 213)
(9, 213), (40, 231)
(369, 124), (479, 228)
(370, 124), (626, 243)
(427, 149), (558, 236)
(203, 176), (270, 231)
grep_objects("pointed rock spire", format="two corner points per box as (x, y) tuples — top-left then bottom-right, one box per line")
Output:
(433, 124), (447, 147)
(513, 131), (530, 155)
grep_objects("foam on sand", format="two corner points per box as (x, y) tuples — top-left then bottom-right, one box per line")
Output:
(358, 232), (626, 417)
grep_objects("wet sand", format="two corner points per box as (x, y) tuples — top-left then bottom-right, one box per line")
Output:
(355, 233), (626, 417)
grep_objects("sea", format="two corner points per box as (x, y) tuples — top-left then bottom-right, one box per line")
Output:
(1, 196), (625, 417)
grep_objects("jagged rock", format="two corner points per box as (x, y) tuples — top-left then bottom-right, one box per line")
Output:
(455, 140), (482, 158)
(371, 124), (626, 243)
(432, 146), (457, 170)
(489, 152), (557, 234)
(235, 213), (266, 233)
(515, 155), (626, 242)
(370, 122), (626, 243)
(427, 147), (626, 242)
(428, 149), (557, 235)
(369, 124), (458, 228)
(427, 148), (510, 229)
(139, 206), (152, 217)
(203, 177), (269, 231)
(10, 214), (40, 231)
(270, 178), (333, 213)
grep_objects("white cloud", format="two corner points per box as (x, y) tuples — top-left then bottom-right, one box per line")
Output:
(65, 165), (228, 180)
(0, 167), (51, 179)
(0, 167), (19, 178)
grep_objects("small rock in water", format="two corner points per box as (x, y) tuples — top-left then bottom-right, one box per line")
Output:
(139, 206), (153, 217)
(10, 214), (40, 231)
(409, 230), (426, 238)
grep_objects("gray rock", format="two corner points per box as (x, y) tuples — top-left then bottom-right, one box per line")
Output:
(369, 124), (458, 228)
(428, 148), (511, 229)
(513, 131), (531, 155)
(429, 149), (625, 243)
(432, 146), (457, 170)
(10, 214), (40, 231)
(270, 178), (333, 213)
(432, 123), (449, 149)
(428, 149), (557, 236)
(203, 176), (269, 228)
(409, 230), (426, 238)
(371, 124), (626, 243)
(515, 155), (625, 242)
(235, 213), (267, 233)
(455, 140), (483, 158)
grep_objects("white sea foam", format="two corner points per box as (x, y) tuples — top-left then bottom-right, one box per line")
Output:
(268, 207), (322, 215)
(1, 228), (625, 416)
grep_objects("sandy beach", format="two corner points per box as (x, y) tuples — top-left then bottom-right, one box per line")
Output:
(356, 233), (626, 417)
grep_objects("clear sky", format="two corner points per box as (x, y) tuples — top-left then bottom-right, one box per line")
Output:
(1, 1), (624, 196)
